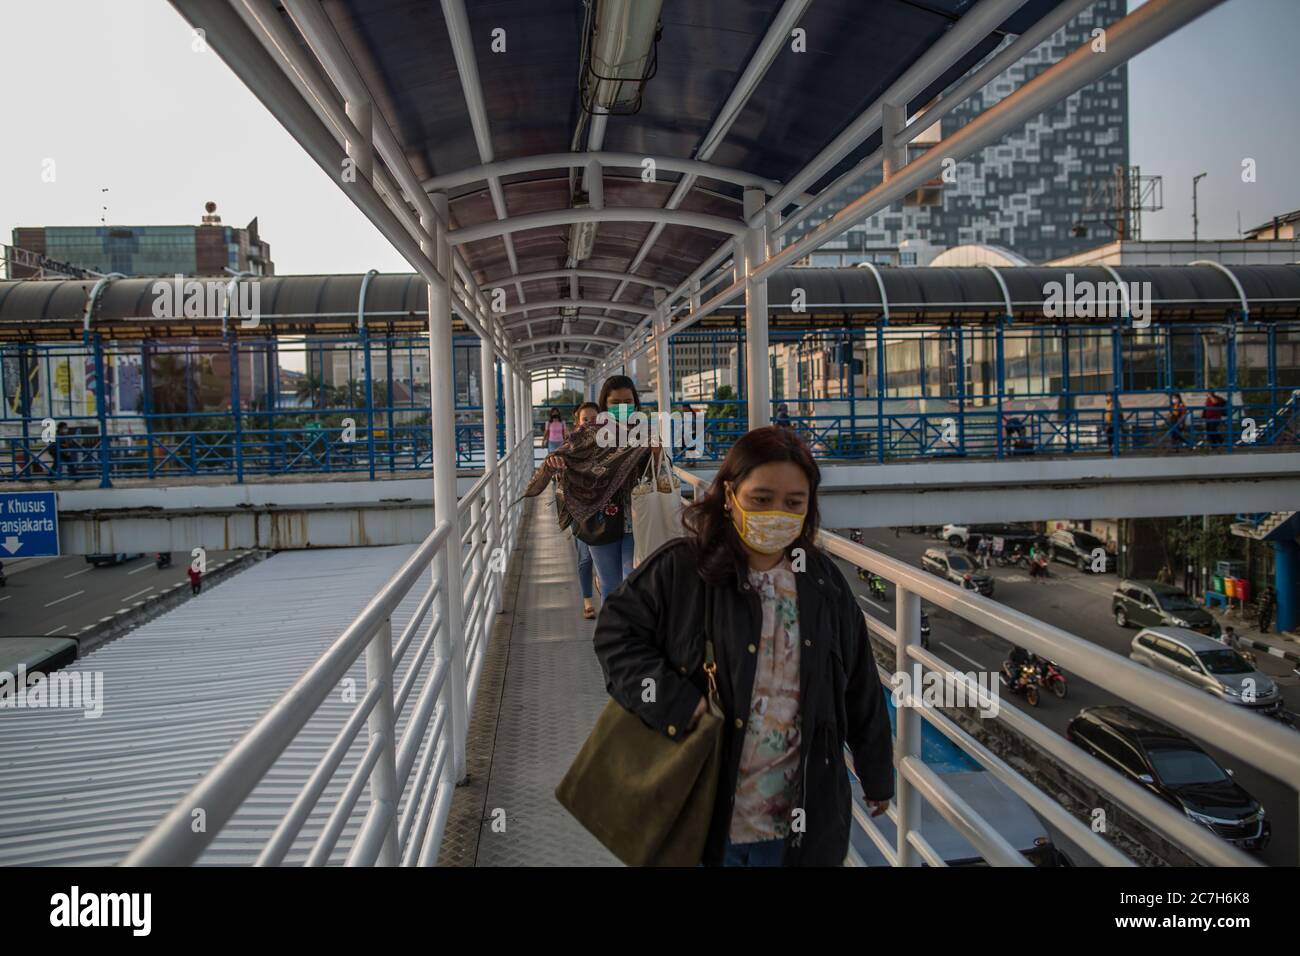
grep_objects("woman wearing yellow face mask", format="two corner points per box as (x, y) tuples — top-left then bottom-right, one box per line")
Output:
(592, 426), (892, 867)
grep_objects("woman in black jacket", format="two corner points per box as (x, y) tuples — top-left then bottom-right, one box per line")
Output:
(593, 426), (892, 866)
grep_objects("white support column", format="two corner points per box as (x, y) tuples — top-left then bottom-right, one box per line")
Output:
(478, 332), (500, 615)
(881, 101), (906, 181)
(503, 363), (517, 462)
(653, 290), (670, 418)
(424, 195), (469, 782)
(743, 187), (770, 430)
(345, 97), (374, 182)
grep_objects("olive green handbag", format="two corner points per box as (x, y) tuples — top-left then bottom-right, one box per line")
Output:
(556, 632), (724, 867)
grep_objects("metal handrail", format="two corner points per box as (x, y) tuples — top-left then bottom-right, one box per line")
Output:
(675, 466), (1296, 866)
(123, 434), (531, 866)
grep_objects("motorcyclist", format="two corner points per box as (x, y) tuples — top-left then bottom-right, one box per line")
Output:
(849, 529), (863, 544)
(1003, 645), (1036, 690)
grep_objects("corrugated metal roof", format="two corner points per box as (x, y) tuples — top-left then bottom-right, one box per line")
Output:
(0, 545), (439, 865)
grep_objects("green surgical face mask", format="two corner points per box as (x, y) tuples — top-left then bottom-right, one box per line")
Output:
(608, 402), (635, 422)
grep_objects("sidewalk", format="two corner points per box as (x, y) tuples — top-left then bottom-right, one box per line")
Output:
(1208, 607), (1300, 666)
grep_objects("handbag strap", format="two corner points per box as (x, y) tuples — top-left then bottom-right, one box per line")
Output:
(702, 585), (719, 704)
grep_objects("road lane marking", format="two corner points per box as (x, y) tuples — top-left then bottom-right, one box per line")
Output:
(123, 587), (153, 602)
(44, 590), (85, 608)
(856, 594), (890, 615)
(939, 641), (989, 671)
(63, 566), (92, 579)
(45, 625), (67, 635)
(127, 564), (153, 575)
(0, 595), (10, 603)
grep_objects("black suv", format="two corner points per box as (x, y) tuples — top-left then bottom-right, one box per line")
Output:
(1050, 529), (1116, 573)
(1112, 579), (1219, 637)
(1066, 705), (1270, 851)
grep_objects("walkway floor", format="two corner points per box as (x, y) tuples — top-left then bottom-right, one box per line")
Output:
(439, 486), (618, 866)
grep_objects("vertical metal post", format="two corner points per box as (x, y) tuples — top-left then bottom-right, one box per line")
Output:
(1112, 325), (1124, 456)
(849, 331), (857, 454)
(503, 364), (517, 462)
(230, 336), (244, 483)
(895, 586), (922, 866)
(1225, 320), (1237, 451)
(874, 322), (886, 463)
(424, 195), (469, 781)
(362, 616), (400, 865)
(479, 336), (501, 614)
(1060, 326), (1071, 451)
(385, 336), (395, 472)
(994, 318), (1006, 460)
(142, 341), (156, 478)
(1266, 324), (1277, 433)
(363, 327), (376, 479)
(956, 327), (967, 456)
(743, 188), (770, 430)
(92, 333), (111, 488)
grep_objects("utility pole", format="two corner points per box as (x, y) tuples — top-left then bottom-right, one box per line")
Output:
(1192, 172), (1207, 242)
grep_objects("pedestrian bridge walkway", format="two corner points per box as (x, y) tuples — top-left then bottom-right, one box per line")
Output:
(437, 488), (616, 866)
(5, 437), (1292, 868)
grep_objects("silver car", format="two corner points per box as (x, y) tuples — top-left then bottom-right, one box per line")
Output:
(1129, 627), (1282, 714)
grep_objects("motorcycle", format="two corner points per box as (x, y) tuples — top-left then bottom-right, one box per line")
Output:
(849, 529), (864, 544)
(857, 568), (889, 601)
(155, 552), (172, 569)
(1000, 660), (1042, 706)
(1037, 660), (1068, 699)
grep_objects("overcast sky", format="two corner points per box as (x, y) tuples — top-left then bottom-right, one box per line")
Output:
(1, 0), (1297, 277)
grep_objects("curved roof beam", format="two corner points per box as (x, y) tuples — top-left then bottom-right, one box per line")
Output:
(1189, 260), (1250, 319)
(501, 313), (638, 330)
(521, 355), (599, 368)
(517, 333), (621, 349)
(497, 298), (654, 318)
(482, 269), (671, 292)
(449, 207), (748, 245)
(423, 151), (784, 195)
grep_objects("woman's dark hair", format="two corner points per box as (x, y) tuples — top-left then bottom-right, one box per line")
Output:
(574, 401), (600, 423)
(548, 406), (561, 419)
(683, 426), (821, 585)
(597, 375), (641, 411)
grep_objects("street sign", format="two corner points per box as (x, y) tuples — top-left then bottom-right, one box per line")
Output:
(0, 492), (60, 559)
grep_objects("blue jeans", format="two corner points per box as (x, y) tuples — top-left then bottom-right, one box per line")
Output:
(547, 439), (563, 452)
(722, 837), (786, 867)
(589, 535), (633, 596)
(574, 536), (594, 600)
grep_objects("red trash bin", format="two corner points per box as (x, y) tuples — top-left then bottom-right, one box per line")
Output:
(1234, 578), (1250, 604)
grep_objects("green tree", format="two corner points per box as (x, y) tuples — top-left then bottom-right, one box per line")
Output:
(707, 384), (739, 420)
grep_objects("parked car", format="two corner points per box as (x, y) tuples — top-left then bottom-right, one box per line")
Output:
(1049, 529), (1116, 573)
(921, 548), (994, 596)
(941, 523), (1036, 549)
(85, 552), (144, 567)
(1111, 579), (1219, 637)
(1129, 627), (1282, 715)
(1066, 705), (1270, 851)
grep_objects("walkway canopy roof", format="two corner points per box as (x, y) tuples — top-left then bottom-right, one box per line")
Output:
(158, 0), (1074, 365)
(4, 264), (1298, 341)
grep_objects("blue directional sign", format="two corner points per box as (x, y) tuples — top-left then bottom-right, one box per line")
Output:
(0, 492), (60, 559)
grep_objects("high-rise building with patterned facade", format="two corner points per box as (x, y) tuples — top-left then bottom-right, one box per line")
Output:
(782, 0), (1129, 267)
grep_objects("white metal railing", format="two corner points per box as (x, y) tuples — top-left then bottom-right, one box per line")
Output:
(123, 435), (532, 866)
(675, 466), (1300, 867)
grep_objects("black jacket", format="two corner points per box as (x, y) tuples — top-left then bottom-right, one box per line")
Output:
(592, 538), (893, 866)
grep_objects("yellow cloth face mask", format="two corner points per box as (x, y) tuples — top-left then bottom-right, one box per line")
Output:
(728, 488), (804, 554)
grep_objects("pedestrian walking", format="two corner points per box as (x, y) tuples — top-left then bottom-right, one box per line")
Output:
(591, 426), (892, 866)
(1202, 389), (1226, 447)
(1258, 584), (1277, 634)
(188, 563), (203, 595)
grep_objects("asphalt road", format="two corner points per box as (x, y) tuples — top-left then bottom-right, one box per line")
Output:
(0, 552), (238, 639)
(838, 526), (1299, 867)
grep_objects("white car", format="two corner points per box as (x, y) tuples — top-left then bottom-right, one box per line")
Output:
(941, 524), (969, 547)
